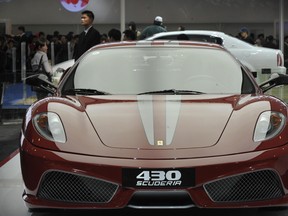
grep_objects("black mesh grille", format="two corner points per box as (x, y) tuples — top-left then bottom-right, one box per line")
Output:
(37, 171), (119, 203)
(204, 169), (284, 202)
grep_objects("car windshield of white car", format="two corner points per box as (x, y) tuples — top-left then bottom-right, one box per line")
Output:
(73, 47), (244, 95)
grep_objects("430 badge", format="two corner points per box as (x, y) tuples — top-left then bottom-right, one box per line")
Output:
(122, 168), (195, 187)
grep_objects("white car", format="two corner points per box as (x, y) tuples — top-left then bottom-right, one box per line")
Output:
(51, 59), (75, 84)
(146, 30), (286, 83)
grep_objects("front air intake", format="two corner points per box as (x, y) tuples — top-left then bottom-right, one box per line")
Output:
(37, 170), (119, 203)
(204, 169), (284, 203)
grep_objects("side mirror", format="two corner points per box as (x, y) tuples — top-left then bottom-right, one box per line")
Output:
(26, 74), (57, 94)
(259, 73), (288, 92)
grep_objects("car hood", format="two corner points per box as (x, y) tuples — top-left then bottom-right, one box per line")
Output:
(78, 94), (271, 150)
(84, 95), (233, 149)
(34, 94), (275, 159)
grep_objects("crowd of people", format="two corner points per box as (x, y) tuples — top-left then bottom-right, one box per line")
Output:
(237, 27), (288, 70)
(0, 11), (166, 84)
(0, 10), (288, 86)
(237, 26), (282, 49)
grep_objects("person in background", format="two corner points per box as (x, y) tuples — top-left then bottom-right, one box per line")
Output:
(239, 27), (255, 45)
(139, 16), (167, 40)
(14, 25), (29, 70)
(255, 33), (265, 47)
(55, 35), (68, 64)
(108, 28), (121, 42)
(4, 38), (15, 74)
(31, 39), (53, 100)
(122, 29), (137, 41)
(69, 34), (79, 57)
(263, 35), (278, 49)
(128, 21), (141, 39)
(73, 10), (101, 60)
(178, 25), (186, 31)
(100, 33), (108, 43)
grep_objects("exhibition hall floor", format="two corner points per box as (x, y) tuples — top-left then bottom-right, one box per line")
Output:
(1, 130), (288, 216)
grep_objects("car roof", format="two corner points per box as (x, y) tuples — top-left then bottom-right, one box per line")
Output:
(146, 30), (227, 39)
(89, 40), (225, 51)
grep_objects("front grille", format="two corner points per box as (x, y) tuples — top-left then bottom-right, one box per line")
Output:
(204, 169), (284, 202)
(37, 171), (119, 203)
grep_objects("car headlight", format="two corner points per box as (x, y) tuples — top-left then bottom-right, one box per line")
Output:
(33, 112), (66, 143)
(253, 111), (285, 142)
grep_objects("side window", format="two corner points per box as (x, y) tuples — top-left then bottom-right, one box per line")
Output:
(61, 65), (77, 93)
(157, 35), (178, 40)
(214, 37), (223, 45)
(154, 34), (223, 46)
(189, 35), (210, 43)
(188, 35), (223, 45)
(241, 68), (256, 94)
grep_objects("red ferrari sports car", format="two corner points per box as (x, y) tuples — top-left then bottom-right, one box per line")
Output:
(21, 40), (288, 210)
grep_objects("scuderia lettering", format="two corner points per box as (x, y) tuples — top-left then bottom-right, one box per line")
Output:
(136, 170), (182, 186)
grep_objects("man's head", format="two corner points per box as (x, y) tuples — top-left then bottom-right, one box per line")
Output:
(154, 16), (163, 26)
(240, 27), (249, 39)
(128, 21), (136, 31)
(108, 28), (121, 42)
(123, 29), (136, 41)
(81, 10), (95, 28)
(18, 26), (26, 35)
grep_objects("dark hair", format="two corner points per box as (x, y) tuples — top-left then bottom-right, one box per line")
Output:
(240, 27), (249, 33)
(81, 10), (94, 21)
(53, 31), (59, 36)
(18, 26), (25, 32)
(35, 38), (47, 50)
(108, 28), (121, 41)
(128, 21), (136, 31)
(178, 25), (185, 31)
(266, 35), (274, 42)
(123, 29), (136, 40)
(101, 33), (108, 42)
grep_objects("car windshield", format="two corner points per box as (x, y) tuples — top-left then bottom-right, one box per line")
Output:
(72, 46), (247, 95)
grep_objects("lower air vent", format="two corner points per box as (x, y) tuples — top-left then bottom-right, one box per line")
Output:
(38, 171), (119, 203)
(204, 169), (284, 202)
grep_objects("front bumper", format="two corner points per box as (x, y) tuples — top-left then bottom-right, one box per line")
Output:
(20, 137), (288, 210)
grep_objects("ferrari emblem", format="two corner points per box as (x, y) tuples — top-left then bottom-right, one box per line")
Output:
(157, 140), (164, 146)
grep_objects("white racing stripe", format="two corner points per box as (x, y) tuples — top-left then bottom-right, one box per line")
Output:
(166, 95), (181, 145)
(137, 95), (154, 145)
(137, 95), (181, 146)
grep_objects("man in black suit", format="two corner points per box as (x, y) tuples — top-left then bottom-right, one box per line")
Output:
(73, 10), (101, 60)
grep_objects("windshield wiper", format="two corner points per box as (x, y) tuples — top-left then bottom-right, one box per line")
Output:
(62, 88), (111, 95)
(138, 89), (205, 95)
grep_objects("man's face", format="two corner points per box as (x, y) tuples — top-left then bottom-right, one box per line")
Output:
(81, 14), (92, 27)
(241, 31), (248, 38)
